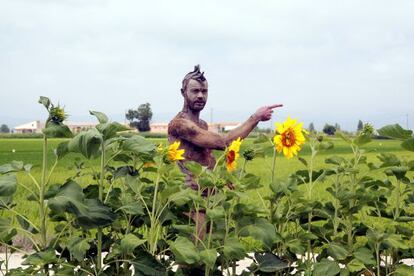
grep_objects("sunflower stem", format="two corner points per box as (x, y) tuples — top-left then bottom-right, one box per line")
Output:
(39, 134), (48, 249)
(97, 141), (105, 271)
(269, 148), (277, 222)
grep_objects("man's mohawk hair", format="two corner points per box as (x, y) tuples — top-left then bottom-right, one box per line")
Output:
(181, 65), (206, 92)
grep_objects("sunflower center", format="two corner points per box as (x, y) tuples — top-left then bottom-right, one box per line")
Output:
(227, 150), (236, 164)
(281, 129), (296, 147)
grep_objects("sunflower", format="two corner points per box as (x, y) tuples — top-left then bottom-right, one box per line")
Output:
(156, 143), (164, 153)
(49, 105), (68, 123)
(226, 137), (243, 172)
(273, 117), (306, 159)
(143, 162), (156, 168)
(167, 141), (185, 162)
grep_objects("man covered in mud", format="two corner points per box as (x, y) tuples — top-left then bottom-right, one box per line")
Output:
(168, 65), (282, 187)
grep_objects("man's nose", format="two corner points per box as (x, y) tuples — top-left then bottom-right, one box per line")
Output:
(196, 92), (204, 98)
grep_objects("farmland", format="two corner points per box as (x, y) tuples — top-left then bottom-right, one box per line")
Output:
(1, 137), (413, 223)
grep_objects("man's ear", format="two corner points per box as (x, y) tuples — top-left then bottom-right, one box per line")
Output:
(181, 89), (185, 96)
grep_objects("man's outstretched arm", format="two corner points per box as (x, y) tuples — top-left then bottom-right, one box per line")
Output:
(169, 104), (282, 150)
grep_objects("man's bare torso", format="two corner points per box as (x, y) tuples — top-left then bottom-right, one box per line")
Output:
(168, 112), (216, 188)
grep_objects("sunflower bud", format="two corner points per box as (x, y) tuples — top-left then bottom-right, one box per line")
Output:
(317, 135), (324, 142)
(243, 149), (255, 161)
(361, 123), (374, 136)
(49, 105), (68, 123)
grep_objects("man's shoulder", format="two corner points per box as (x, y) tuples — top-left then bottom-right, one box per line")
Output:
(199, 119), (208, 129)
(168, 112), (189, 128)
(168, 113), (194, 136)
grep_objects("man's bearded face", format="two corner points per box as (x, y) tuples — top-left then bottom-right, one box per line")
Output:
(183, 79), (208, 112)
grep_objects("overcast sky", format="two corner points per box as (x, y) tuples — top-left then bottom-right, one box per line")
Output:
(1, 0), (413, 131)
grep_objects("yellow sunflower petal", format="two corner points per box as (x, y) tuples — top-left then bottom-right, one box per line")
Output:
(274, 117), (306, 159)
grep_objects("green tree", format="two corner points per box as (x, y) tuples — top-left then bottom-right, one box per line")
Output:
(125, 103), (153, 132)
(0, 124), (10, 133)
(334, 123), (341, 131)
(323, 123), (336, 136)
(357, 120), (363, 132)
(308, 122), (315, 133)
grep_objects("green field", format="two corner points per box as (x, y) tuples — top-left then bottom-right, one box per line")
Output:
(1, 137), (414, 227)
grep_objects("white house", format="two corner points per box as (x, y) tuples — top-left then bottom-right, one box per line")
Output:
(14, 121), (44, 134)
(14, 120), (241, 134)
(14, 121), (98, 134)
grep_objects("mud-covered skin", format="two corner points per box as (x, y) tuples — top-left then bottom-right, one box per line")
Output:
(169, 72), (282, 189)
(168, 112), (216, 189)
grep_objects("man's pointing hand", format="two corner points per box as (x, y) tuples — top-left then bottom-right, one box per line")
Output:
(253, 104), (283, 122)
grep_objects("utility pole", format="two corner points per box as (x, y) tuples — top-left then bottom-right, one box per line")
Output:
(406, 114), (409, 130)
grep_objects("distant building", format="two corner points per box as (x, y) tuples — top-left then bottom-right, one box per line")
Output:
(67, 122), (98, 133)
(14, 121), (44, 134)
(14, 121), (241, 134)
(14, 121), (98, 134)
(149, 123), (169, 134)
(147, 122), (241, 134)
(209, 122), (241, 133)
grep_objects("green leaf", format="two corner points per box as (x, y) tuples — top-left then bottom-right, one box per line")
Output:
(318, 141), (334, 151)
(313, 259), (341, 276)
(353, 247), (375, 265)
(327, 243), (348, 261)
(96, 122), (130, 140)
(340, 268), (350, 276)
(0, 217), (17, 243)
(346, 259), (365, 273)
(118, 200), (144, 215)
(396, 216), (414, 222)
(23, 164), (33, 173)
(401, 137), (414, 151)
(298, 157), (308, 167)
(185, 161), (203, 177)
(325, 156), (347, 166)
(395, 264), (414, 276)
(48, 181), (116, 229)
(67, 236), (90, 262)
(120, 233), (146, 255)
(253, 133), (270, 144)
(0, 161), (24, 174)
(122, 135), (156, 155)
(55, 141), (69, 160)
(254, 252), (288, 272)
(89, 110), (108, 124)
(336, 131), (352, 143)
(22, 249), (57, 266)
(77, 199), (117, 229)
(0, 174), (17, 196)
(353, 134), (372, 146)
(16, 215), (38, 234)
(68, 128), (103, 159)
(43, 121), (73, 138)
(388, 166), (408, 180)
(377, 124), (412, 140)
(38, 96), (51, 110)
(385, 234), (409, 249)
(378, 153), (401, 167)
(286, 239), (306, 254)
(170, 237), (200, 264)
(223, 237), (246, 260)
(200, 249), (217, 270)
(169, 189), (199, 206)
(132, 251), (167, 275)
(206, 206), (226, 220)
(239, 219), (277, 250)
(240, 173), (262, 190)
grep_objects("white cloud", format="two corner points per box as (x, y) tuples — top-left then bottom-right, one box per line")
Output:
(1, 0), (413, 130)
